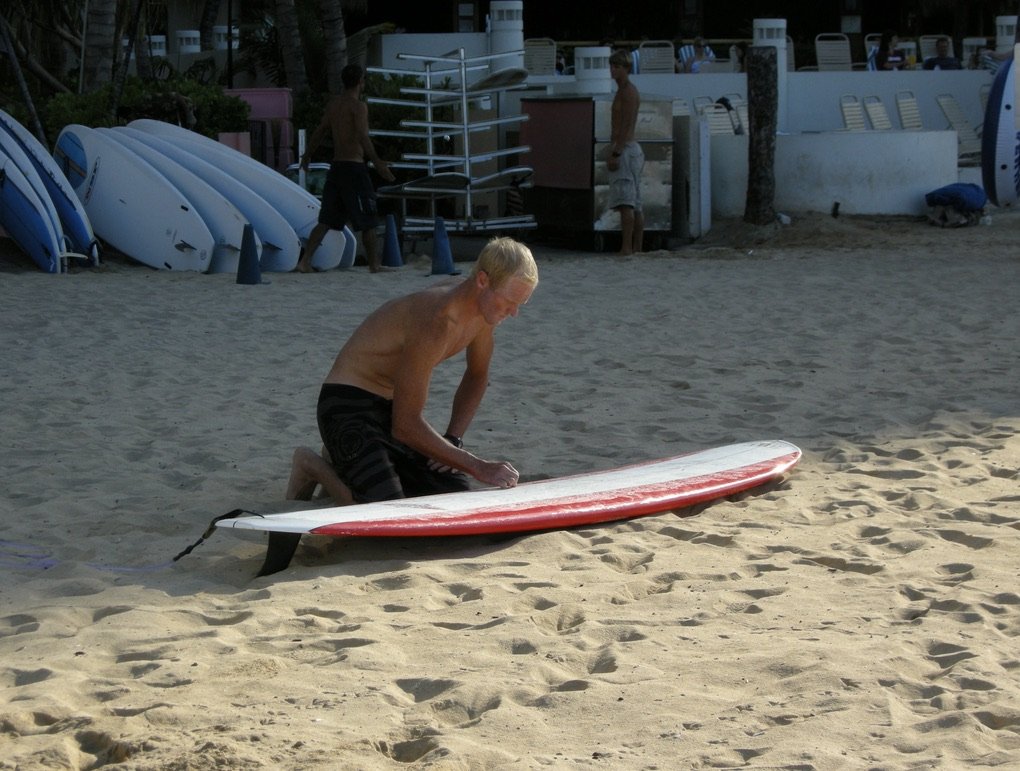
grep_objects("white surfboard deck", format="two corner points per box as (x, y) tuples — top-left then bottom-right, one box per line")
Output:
(115, 127), (301, 272)
(0, 109), (98, 265)
(101, 127), (257, 274)
(128, 119), (321, 237)
(54, 125), (213, 271)
(0, 153), (64, 272)
(217, 440), (801, 538)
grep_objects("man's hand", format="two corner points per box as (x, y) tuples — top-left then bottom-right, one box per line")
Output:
(475, 460), (520, 489)
(375, 159), (396, 182)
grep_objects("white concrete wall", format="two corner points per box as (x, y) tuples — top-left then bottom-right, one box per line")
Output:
(633, 70), (991, 133)
(376, 33), (490, 72)
(710, 131), (960, 216)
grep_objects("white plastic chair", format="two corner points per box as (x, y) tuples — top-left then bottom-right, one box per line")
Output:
(523, 38), (556, 75)
(816, 33), (853, 71)
(638, 40), (677, 73)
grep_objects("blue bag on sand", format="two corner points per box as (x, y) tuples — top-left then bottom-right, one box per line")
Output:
(924, 183), (987, 212)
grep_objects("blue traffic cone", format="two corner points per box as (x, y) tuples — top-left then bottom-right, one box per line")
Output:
(430, 217), (459, 275)
(236, 224), (262, 284)
(382, 214), (403, 267)
(339, 226), (356, 269)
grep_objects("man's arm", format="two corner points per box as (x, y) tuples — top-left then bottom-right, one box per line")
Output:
(355, 103), (395, 181)
(390, 322), (516, 487)
(301, 101), (334, 170)
(444, 331), (494, 440)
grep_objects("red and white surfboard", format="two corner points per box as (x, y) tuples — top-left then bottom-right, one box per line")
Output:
(216, 440), (801, 539)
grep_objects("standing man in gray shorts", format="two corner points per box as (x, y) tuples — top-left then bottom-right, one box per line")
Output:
(606, 49), (644, 255)
(297, 63), (396, 273)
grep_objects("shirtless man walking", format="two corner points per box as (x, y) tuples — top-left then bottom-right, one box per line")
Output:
(267, 237), (539, 574)
(606, 49), (644, 255)
(297, 63), (396, 273)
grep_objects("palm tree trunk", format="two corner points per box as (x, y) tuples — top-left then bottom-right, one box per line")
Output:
(0, 12), (47, 143)
(274, 0), (308, 94)
(82, 0), (117, 89)
(199, 0), (222, 52)
(318, 0), (348, 94)
(110, 0), (145, 119)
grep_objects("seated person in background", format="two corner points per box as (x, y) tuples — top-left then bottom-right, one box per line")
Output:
(680, 37), (716, 73)
(923, 37), (962, 70)
(730, 41), (749, 73)
(875, 30), (906, 70)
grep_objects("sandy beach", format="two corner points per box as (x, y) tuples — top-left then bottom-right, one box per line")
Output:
(2, 210), (1018, 769)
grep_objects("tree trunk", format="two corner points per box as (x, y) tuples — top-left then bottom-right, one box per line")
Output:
(110, 0), (145, 120)
(318, 0), (348, 94)
(743, 45), (778, 227)
(199, 0), (222, 52)
(82, 0), (117, 90)
(274, 0), (308, 94)
(0, 12), (47, 143)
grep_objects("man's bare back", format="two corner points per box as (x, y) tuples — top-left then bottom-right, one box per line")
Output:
(323, 93), (372, 163)
(325, 278), (489, 399)
(611, 80), (639, 148)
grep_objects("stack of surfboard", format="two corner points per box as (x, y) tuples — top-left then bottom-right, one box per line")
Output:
(0, 109), (98, 273)
(50, 119), (355, 272)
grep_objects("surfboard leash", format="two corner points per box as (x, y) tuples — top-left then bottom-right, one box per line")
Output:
(172, 508), (261, 563)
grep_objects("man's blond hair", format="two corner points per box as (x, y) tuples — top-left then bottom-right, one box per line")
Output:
(472, 237), (538, 288)
(609, 49), (632, 70)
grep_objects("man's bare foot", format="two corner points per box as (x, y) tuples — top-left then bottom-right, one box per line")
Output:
(286, 447), (321, 500)
(286, 446), (356, 504)
(369, 264), (397, 273)
(296, 261), (315, 273)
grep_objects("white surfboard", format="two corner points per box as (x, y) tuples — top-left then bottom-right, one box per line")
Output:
(1, 133), (65, 251)
(100, 127), (257, 274)
(128, 120), (320, 234)
(215, 440), (801, 574)
(0, 153), (64, 272)
(117, 127), (301, 272)
(54, 125), (214, 271)
(0, 109), (99, 265)
(982, 51), (1019, 207)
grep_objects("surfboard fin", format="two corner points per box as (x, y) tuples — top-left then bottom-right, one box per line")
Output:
(257, 532), (302, 576)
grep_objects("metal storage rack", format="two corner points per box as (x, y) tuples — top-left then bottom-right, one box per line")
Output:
(368, 48), (536, 234)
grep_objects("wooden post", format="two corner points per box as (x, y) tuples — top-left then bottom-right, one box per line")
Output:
(744, 45), (778, 226)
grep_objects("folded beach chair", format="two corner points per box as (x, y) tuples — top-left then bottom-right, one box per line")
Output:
(700, 102), (738, 135)
(863, 95), (893, 130)
(840, 94), (868, 131)
(896, 90), (924, 130)
(936, 92), (982, 161)
(692, 95), (714, 114)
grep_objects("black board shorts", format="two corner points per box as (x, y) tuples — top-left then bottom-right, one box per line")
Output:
(316, 384), (470, 502)
(318, 161), (380, 232)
